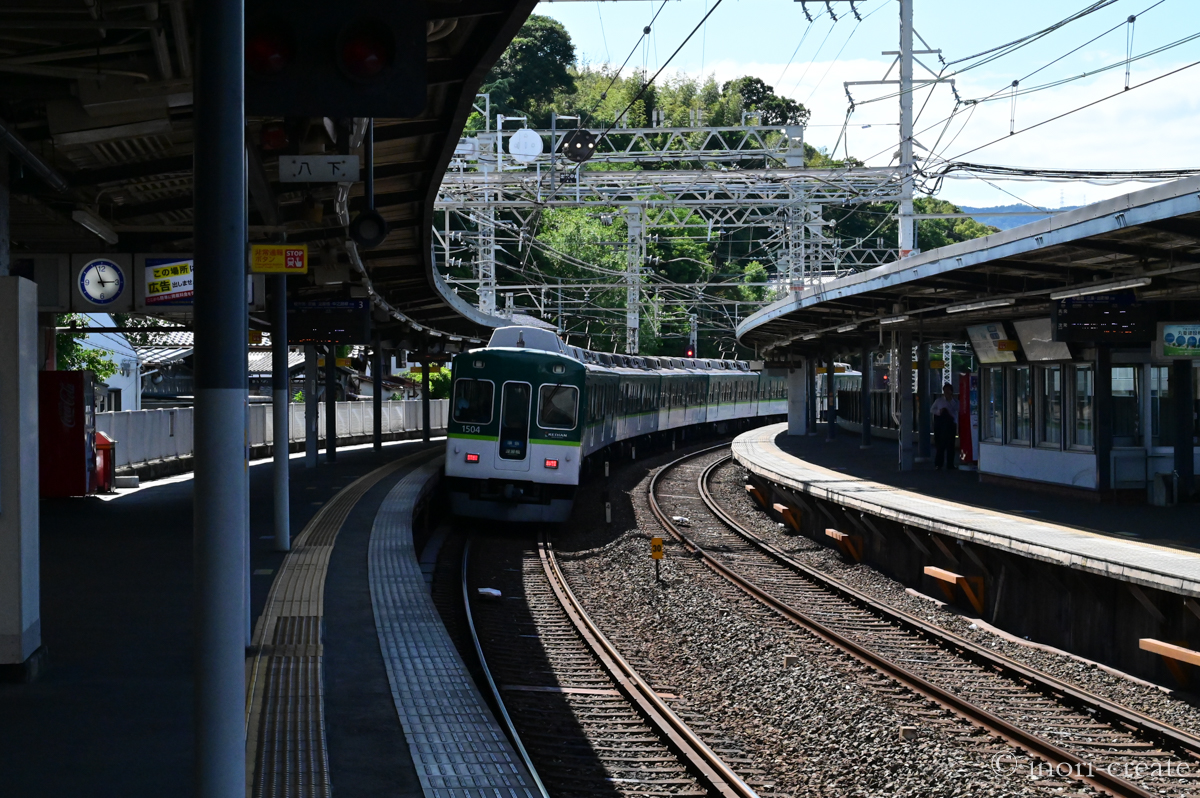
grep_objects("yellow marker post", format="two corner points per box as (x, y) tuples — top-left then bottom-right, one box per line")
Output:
(651, 536), (664, 583)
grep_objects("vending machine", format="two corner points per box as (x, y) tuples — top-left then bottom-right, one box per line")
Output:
(39, 370), (97, 497)
(958, 372), (979, 469)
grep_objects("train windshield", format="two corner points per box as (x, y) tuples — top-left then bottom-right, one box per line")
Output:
(538, 384), (579, 430)
(498, 382), (531, 460)
(452, 379), (494, 424)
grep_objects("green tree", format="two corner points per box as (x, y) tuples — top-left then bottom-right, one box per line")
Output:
(480, 15), (576, 125)
(428, 367), (452, 400)
(721, 77), (809, 126)
(55, 313), (118, 380)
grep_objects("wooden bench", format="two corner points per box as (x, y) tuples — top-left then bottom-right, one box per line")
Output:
(923, 566), (985, 614)
(825, 528), (863, 562)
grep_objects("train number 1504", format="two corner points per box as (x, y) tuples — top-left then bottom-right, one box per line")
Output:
(460, 425), (483, 435)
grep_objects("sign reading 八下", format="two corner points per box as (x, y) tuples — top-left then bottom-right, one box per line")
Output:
(1161, 323), (1200, 358)
(250, 244), (308, 274)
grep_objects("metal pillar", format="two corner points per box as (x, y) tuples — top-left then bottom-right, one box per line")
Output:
(478, 193), (496, 315)
(422, 360), (431, 442)
(271, 275), (290, 552)
(860, 336), (872, 448)
(0, 278), (40, 674)
(625, 207), (644, 354)
(824, 343), (837, 441)
(192, 0), (246, 791)
(917, 340), (931, 462)
(898, 330), (915, 470)
(372, 329), (383, 452)
(1173, 359), (1194, 500)
(1096, 346), (1113, 491)
(304, 345), (317, 468)
(324, 347), (337, 462)
(898, 0), (917, 259)
(806, 355), (818, 435)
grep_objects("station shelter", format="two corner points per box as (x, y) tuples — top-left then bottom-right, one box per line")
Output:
(738, 178), (1200, 503)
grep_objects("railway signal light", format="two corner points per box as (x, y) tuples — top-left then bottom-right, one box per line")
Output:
(685, 346), (696, 358)
(559, 129), (597, 163)
(245, 0), (426, 118)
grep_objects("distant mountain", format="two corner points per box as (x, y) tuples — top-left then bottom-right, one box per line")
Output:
(960, 204), (1080, 231)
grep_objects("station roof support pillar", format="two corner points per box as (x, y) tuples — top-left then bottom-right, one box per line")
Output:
(191, 0), (248, 793)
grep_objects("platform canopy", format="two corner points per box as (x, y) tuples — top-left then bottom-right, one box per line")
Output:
(738, 178), (1200, 356)
(0, 0), (538, 343)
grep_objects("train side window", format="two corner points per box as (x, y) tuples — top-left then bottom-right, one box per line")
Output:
(538, 384), (579, 430)
(452, 378), (494, 424)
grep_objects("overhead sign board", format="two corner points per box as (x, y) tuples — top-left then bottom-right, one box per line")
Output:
(288, 299), (371, 345)
(278, 155), (360, 183)
(1052, 294), (1155, 344)
(250, 244), (308, 274)
(966, 323), (1017, 364)
(1159, 322), (1200, 358)
(1012, 318), (1072, 362)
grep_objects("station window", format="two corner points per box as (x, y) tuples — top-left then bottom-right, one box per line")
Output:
(452, 379), (494, 425)
(1037, 365), (1062, 448)
(538, 384), (579, 430)
(1009, 366), (1032, 445)
(983, 367), (1004, 442)
(1070, 365), (1094, 450)
(1149, 366), (1172, 448)
(1111, 366), (1141, 446)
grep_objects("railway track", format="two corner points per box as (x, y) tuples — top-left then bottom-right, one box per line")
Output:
(462, 532), (767, 797)
(649, 445), (1200, 798)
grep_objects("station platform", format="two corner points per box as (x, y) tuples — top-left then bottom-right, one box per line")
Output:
(733, 423), (1200, 598)
(0, 437), (533, 797)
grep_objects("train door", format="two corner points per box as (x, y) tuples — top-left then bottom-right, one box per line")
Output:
(494, 381), (532, 471)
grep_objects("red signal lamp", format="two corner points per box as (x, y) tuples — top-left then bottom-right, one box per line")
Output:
(246, 28), (293, 76)
(465, 453), (480, 463)
(338, 23), (395, 80)
(685, 347), (695, 358)
(544, 458), (559, 469)
(260, 123), (289, 152)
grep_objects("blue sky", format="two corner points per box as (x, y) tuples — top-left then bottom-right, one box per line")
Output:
(538, 0), (1200, 208)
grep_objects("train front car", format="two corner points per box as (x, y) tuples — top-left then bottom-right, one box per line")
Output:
(445, 327), (585, 523)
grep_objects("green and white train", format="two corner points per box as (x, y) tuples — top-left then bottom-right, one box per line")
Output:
(445, 326), (787, 522)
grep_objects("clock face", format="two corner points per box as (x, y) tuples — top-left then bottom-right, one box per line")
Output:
(79, 258), (126, 305)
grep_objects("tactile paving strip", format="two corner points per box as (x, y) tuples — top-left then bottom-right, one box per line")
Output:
(246, 448), (435, 798)
(369, 458), (538, 798)
(734, 423), (1200, 596)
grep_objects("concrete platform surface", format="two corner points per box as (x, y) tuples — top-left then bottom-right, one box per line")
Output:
(734, 424), (1200, 597)
(370, 459), (539, 798)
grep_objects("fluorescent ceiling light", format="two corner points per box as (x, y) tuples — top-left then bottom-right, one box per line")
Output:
(945, 298), (1016, 314)
(1050, 277), (1151, 300)
(836, 324), (858, 333)
(880, 314), (910, 325)
(72, 208), (118, 245)
(801, 333), (820, 341)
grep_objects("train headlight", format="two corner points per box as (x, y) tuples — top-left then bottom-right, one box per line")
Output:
(544, 458), (559, 469)
(465, 453), (480, 463)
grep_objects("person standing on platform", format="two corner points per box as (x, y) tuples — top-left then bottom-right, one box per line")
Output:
(931, 383), (960, 471)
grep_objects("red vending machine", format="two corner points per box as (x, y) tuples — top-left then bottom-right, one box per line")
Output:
(39, 371), (97, 497)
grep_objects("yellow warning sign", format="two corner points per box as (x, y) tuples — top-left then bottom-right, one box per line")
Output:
(650, 537), (664, 560)
(250, 243), (308, 274)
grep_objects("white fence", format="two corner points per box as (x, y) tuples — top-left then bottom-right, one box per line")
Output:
(96, 400), (448, 469)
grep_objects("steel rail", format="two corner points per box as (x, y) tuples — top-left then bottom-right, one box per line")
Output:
(696, 454), (1200, 762)
(461, 539), (551, 798)
(647, 447), (1157, 798)
(536, 532), (761, 798)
